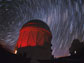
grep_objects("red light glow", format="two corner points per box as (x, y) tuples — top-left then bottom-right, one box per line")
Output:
(16, 26), (52, 48)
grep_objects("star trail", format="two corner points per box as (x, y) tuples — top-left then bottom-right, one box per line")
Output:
(0, 0), (84, 58)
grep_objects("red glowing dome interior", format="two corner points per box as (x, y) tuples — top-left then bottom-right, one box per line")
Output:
(16, 21), (52, 48)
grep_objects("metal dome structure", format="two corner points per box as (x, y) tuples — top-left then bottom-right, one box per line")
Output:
(15, 19), (53, 62)
(16, 19), (52, 48)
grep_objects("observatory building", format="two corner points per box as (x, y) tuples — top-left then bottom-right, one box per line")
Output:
(15, 19), (53, 63)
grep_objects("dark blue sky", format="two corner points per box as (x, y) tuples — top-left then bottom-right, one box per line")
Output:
(0, 0), (84, 58)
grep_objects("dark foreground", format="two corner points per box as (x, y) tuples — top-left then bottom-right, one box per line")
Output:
(0, 47), (84, 63)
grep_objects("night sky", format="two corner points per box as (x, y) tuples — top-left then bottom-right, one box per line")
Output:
(0, 0), (84, 58)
